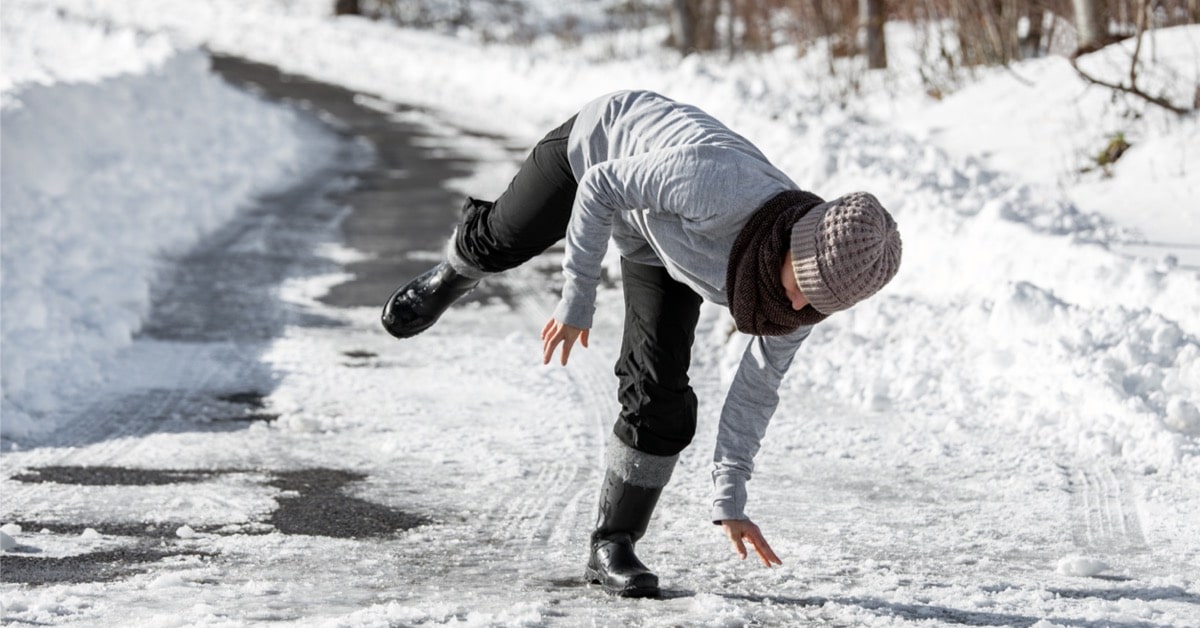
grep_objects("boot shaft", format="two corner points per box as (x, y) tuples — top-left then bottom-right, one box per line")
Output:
(592, 469), (663, 544)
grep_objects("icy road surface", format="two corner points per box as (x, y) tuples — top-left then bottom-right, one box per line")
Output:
(3, 57), (1199, 627)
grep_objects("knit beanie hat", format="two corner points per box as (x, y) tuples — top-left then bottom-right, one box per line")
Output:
(790, 192), (901, 315)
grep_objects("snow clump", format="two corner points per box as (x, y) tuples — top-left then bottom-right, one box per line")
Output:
(1056, 555), (1111, 577)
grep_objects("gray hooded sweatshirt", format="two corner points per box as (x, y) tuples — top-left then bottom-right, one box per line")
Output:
(559, 90), (813, 522)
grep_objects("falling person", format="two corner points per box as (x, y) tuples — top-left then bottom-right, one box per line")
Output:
(381, 90), (902, 598)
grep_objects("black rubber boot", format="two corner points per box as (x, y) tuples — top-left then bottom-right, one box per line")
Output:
(380, 262), (478, 339)
(584, 469), (663, 598)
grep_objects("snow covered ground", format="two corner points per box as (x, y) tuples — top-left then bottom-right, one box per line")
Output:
(2, 0), (1199, 626)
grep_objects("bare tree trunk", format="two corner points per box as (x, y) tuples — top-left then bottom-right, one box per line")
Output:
(726, 0), (737, 59)
(996, 0), (1022, 61)
(738, 0), (769, 52)
(860, 0), (887, 68)
(1073, 0), (1108, 52)
(811, 0), (855, 74)
(946, 0), (979, 65)
(694, 0), (721, 51)
(334, 0), (360, 16)
(810, 0), (835, 74)
(671, 0), (698, 53)
(670, 0), (720, 54)
(1021, 4), (1045, 58)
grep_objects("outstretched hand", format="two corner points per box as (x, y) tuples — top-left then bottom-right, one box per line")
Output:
(541, 318), (589, 366)
(720, 519), (782, 567)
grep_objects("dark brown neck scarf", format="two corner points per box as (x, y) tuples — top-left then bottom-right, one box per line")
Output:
(725, 190), (828, 336)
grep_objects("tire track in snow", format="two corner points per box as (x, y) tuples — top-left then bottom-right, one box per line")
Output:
(0, 343), (246, 515)
(186, 54), (617, 598)
(484, 262), (615, 562)
(358, 263), (616, 601)
(1066, 465), (1148, 555)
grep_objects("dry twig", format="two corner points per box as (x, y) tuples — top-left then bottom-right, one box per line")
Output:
(1070, 0), (1195, 115)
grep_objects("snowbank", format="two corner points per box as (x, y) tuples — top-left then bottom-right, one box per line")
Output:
(896, 26), (1200, 263)
(1, 5), (327, 438)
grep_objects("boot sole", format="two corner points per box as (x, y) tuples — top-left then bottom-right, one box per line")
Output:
(584, 567), (660, 598)
(380, 312), (437, 339)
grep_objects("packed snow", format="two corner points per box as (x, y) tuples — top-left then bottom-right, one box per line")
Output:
(2, 0), (1199, 626)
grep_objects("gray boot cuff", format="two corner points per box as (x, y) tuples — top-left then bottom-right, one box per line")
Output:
(444, 230), (492, 280)
(605, 434), (678, 489)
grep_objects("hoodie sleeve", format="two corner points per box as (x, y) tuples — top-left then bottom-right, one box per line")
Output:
(554, 144), (757, 329)
(711, 325), (812, 522)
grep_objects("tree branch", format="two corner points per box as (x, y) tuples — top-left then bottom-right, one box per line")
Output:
(1069, 1), (1194, 117)
(1070, 56), (1193, 115)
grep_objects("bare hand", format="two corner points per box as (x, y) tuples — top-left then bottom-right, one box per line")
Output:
(541, 318), (589, 366)
(720, 519), (782, 567)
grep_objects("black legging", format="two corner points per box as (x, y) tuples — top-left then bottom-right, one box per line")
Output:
(612, 258), (702, 457)
(454, 116), (703, 458)
(454, 115), (579, 273)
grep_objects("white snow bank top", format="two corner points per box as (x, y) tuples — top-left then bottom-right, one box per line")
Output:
(896, 25), (1200, 256)
(1, 4), (330, 439)
(1073, 25), (1200, 109)
(0, 2), (175, 104)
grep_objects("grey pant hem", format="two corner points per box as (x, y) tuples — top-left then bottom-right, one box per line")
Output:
(605, 434), (678, 489)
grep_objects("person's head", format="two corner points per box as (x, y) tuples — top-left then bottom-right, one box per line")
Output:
(784, 192), (901, 315)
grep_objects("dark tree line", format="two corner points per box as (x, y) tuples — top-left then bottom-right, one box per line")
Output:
(661, 0), (1198, 64)
(332, 1), (1199, 86)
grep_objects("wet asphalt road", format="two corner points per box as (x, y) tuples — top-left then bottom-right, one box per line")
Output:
(210, 53), (476, 308)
